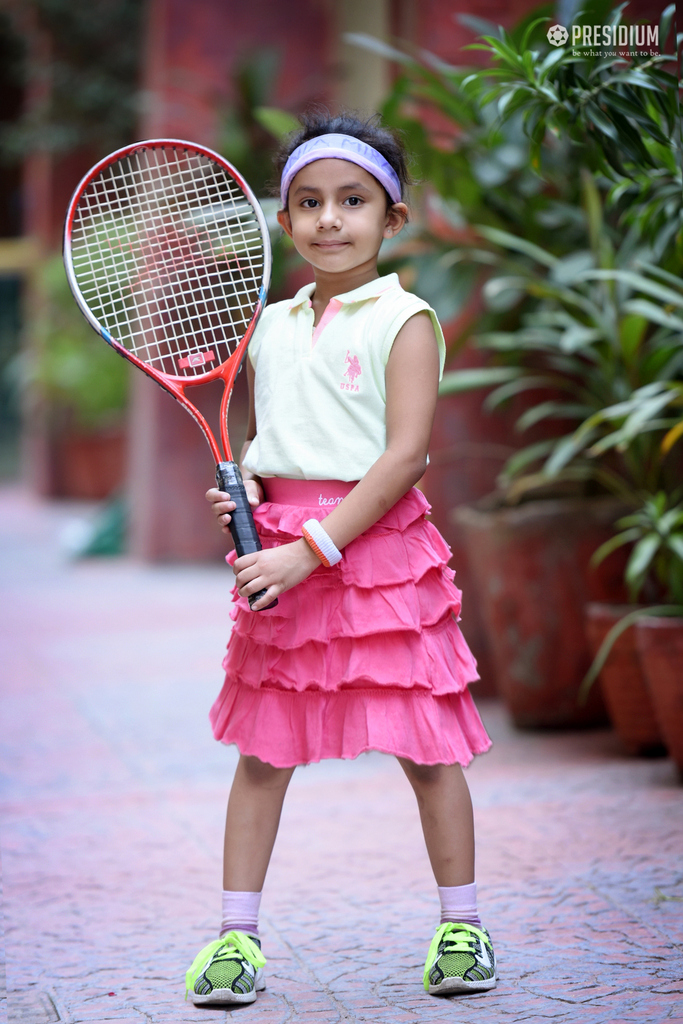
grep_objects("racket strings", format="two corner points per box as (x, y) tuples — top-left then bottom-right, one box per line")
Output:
(69, 145), (265, 378)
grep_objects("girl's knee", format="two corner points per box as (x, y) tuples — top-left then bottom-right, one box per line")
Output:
(239, 754), (295, 788)
(399, 757), (442, 786)
(398, 758), (464, 789)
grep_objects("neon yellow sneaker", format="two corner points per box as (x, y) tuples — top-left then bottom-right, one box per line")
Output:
(186, 930), (266, 1005)
(424, 921), (497, 995)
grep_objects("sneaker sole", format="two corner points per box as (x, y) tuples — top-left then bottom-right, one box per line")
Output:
(428, 972), (498, 996)
(191, 988), (258, 1005)
(191, 970), (265, 1005)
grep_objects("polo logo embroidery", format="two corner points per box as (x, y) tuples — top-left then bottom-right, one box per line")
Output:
(341, 351), (361, 392)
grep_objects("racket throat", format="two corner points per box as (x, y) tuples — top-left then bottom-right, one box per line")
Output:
(215, 461), (277, 611)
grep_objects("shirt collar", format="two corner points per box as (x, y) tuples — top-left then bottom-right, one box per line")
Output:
(287, 273), (400, 310)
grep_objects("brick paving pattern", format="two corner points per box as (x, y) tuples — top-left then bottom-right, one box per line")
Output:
(1, 485), (682, 1024)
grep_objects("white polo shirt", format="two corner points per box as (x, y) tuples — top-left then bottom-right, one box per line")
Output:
(242, 273), (445, 481)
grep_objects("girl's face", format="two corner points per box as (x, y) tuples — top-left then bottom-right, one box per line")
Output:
(277, 159), (407, 277)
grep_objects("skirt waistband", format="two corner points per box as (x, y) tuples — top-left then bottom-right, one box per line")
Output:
(263, 478), (358, 508)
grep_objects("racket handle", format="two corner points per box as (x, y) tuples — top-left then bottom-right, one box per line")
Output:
(216, 461), (277, 611)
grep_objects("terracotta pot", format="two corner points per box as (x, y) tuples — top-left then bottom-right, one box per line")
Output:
(52, 428), (126, 500)
(635, 616), (683, 777)
(585, 604), (665, 756)
(453, 496), (627, 728)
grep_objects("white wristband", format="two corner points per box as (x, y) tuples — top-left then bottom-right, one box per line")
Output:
(302, 518), (342, 567)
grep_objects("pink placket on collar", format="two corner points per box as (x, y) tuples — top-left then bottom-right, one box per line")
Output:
(311, 297), (343, 347)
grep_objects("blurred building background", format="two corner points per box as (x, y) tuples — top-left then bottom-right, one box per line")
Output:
(0, 0), (531, 671)
(0, 0), (671, 695)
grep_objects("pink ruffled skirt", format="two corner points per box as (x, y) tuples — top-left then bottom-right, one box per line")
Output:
(210, 480), (491, 768)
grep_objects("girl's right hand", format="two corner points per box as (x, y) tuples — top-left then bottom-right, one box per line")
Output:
(205, 479), (263, 534)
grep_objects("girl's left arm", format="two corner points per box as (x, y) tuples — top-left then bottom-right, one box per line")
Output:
(233, 311), (440, 610)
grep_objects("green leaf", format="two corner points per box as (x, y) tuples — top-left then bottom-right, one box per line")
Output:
(559, 324), (602, 352)
(620, 392), (680, 437)
(585, 101), (619, 141)
(481, 35), (526, 71)
(623, 299), (683, 332)
(438, 366), (522, 395)
(342, 32), (416, 66)
(626, 534), (660, 595)
(477, 225), (558, 266)
(520, 16), (551, 53)
(590, 527), (641, 567)
(603, 89), (662, 127)
(659, 507), (683, 534)
(580, 270), (683, 307)
(522, 49), (536, 83)
(252, 106), (299, 140)
(636, 261), (683, 290)
(618, 71), (665, 92)
(484, 374), (560, 410)
(544, 430), (594, 475)
(579, 608), (647, 700)
(537, 46), (566, 82)
(516, 401), (591, 433)
(667, 535), (683, 563)
(502, 439), (557, 478)
(659, 5), (675, 50)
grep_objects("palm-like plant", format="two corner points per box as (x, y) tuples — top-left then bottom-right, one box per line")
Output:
(439, 173), (683, 502)
(593, 492), (683, 603)
(459, 3), (680, 265)
(570, 256), (683, 467)
(349, 1), (680, 327)
(348, 14), (593, 327)
(581, 492), (683, 693)
(349, 2), (683, 505)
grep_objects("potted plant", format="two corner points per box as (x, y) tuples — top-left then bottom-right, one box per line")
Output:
(446, 226), (683, 726)
(582, 493), (683, 772)
(348, 7), (612, 691)
(574, 270), (683, 755)
(349, 2), (679, 726)
(31, 256), (129, 499)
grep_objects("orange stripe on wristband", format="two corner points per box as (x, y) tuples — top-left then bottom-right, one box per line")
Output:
(302, 525), (332, 567)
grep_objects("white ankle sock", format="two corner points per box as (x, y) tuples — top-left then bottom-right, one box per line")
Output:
(438, 882), (481, 927)
(220, 890), (262, 937)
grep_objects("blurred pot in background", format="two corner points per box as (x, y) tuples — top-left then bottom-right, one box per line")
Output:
(454, 496), (625, 728)
(30, 256), (129, 499)
(583, 494), (683, 772)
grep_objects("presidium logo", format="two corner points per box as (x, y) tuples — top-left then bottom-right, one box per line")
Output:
(547, 22), (659, 53)
(547, 24), (568, 46)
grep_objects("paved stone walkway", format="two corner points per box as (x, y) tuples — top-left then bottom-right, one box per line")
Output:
(1, 485), (682, 1024)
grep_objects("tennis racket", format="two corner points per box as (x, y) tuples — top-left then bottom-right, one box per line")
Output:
(63, 138), (275, 609)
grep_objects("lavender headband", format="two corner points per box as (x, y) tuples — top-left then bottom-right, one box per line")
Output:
(280, 133), (402, 206)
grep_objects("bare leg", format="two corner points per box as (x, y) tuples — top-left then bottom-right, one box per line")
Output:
(223, 754), (296, 891)
(398, 759), (475, 887)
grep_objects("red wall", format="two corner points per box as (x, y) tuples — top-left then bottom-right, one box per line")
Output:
(142, 0), (333, 143)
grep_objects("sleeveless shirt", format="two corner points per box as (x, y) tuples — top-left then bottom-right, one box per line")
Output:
(242, 273), (445, 481)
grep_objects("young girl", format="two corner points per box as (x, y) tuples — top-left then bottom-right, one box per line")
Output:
(185, 112), (496, 1005)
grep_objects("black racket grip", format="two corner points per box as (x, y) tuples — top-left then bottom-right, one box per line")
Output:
(215, 461), (277, 611)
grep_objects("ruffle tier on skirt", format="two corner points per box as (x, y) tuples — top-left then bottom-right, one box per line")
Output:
(210, 483), (491, 767)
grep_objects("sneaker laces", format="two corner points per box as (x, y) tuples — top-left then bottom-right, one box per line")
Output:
(423, 921), (489, 991)
(185, 929), (266, 999)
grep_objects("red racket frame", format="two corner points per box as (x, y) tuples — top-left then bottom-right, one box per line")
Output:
(63, 138), (271, 465)
(63, 139), (275, 608)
